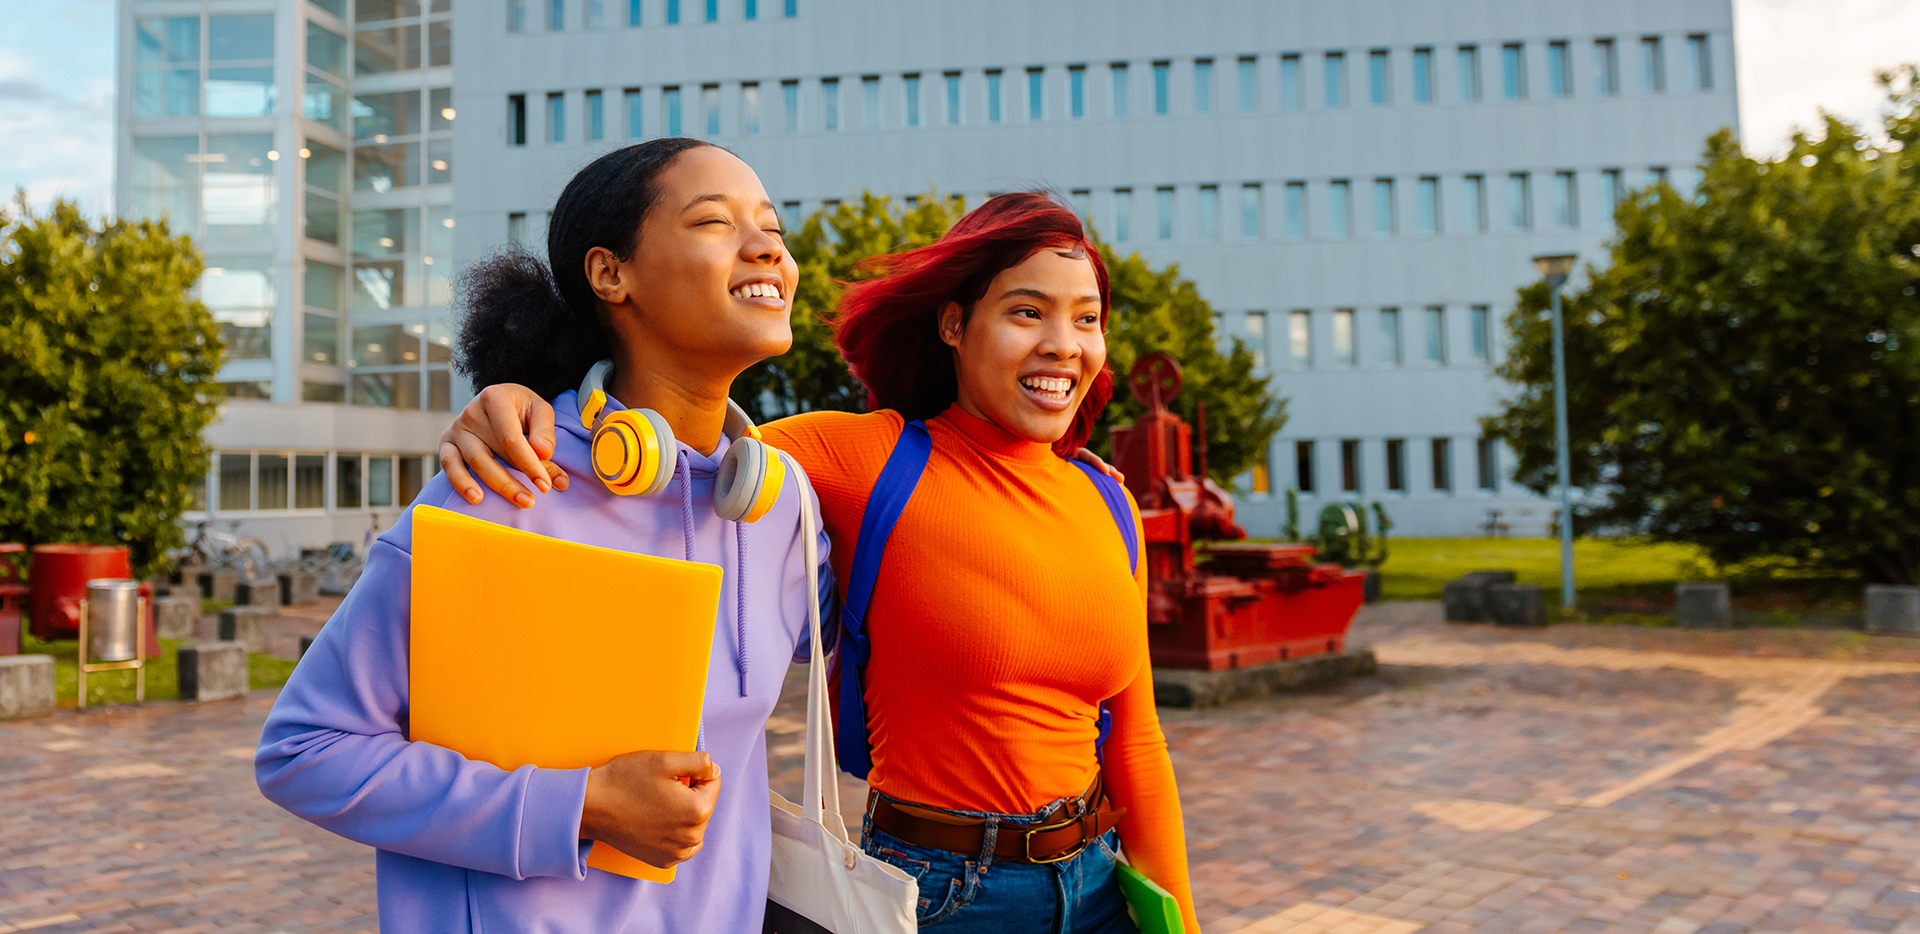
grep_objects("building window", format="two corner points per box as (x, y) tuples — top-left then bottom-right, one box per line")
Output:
(507, 94), (527, 144)
(1295, 440), (1317, 493)
(1323, 51), (1346, 107)
(665, 0), (679, 23)
(1641, 36), (1665, 92)
(1250, 458), (1271, 496)
(548, 0), (565, 30)
(1431, 438), (1451, 491)
(1595, 38), (1620, 95)
(1385, 439), (1406, 492)
(508, 0), (527, 32)
(1379, 307), (1402, 365)
(700, 83), (720, 134)
(1412, 47), (1434, 103)
(819, 78), (837, 131)
(1340, 440), (1361, 493)
(743, 0), (755, 19)
(1152, 61), (1169, 113)
(1110, 63), (1128, 116)
(984, 70), (1001, 123)
(1463, 174), (1486, 231)
(1112, 188), (1132, 241)
(624, 87), (643, 137)
(1232, 182), (1260, 238)
(1688, 34), (1712, 90)
(663, 85), (682, 134)
(1333, 309), (1356, 364)
(1245, 311), (1267, 369)
(1457, 44), (1481, 101)
(704, 0), (717, 22)
(1470, 305), (1491, 362)
(1198, 184), (1219, 239)
(1649, 165), (1668, 187)
(585, 89), (604, 140)
(1554, 171), (1578, 227)
(1062, 65), (1083, 119)
(1237, 56), (1256, 111)
(902, 73), (920, 126)
(1602, 168), (1624, 217)
(546, 91), (564, 142)
(1155, 187), (1175, 240)
(1026, 67), (1043, 120)
(741, 82), (761, 134)
(1194, 58), (1213, 113)
(1508, 172), (1532, 229)
(1070, 189), (1091, 222)
(1476, 438), (1499, 491)
(507, 212), (528, 246)
(586, 0), (605, 28)
(1279, 53), (1301, 109)
(627, 0), (640, 25)
(1289, 310), (1311, 365)
(1417, 176), (1440, 234)
(1368, 49), (1389, 104)
(1329, 179), (1351, 237)
(1424, 305), (1446, 362)
(1548, 41), (1571, 97)
(1372, 177), (1395, 234)
(1284, 181), (1306, 239)
(784, 0), (796, 16)
(1501, 43), (1527, 99)
(861, 75), (880, 129)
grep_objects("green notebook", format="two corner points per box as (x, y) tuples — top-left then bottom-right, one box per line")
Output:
(1115, 863), (1183, 934)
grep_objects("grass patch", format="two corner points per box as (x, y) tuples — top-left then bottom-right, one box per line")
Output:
(1375, 537), (1716, 602)
(21, 632), (296, 707)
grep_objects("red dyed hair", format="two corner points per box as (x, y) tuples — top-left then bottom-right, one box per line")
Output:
(833, 191), (1114, 457)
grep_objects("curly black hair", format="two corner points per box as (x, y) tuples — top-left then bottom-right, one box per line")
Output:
(454, 137), (717, 399)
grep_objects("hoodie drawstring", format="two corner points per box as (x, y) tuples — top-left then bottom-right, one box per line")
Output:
(735, 521), (749, 697)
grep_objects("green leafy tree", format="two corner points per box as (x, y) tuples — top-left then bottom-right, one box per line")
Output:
(0, 196), (224, 578)
(1484, 66), (1920, 582)
(732, 192), (1286, 484)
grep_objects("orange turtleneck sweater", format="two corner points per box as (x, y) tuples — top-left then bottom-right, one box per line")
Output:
(761, 405), (1197, 931)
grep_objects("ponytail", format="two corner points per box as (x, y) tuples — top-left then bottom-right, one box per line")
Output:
(454, 137), (719, 399)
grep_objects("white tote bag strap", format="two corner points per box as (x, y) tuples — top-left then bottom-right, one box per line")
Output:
(786, 455), (851, 845)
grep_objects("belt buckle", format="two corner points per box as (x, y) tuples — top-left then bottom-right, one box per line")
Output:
(1023, 815), (1090, 864)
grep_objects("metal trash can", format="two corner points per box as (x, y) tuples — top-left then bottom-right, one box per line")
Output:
(85, 579), (142, 662)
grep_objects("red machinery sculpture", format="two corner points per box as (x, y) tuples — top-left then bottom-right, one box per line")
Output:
(1110, 352), (1366, 671)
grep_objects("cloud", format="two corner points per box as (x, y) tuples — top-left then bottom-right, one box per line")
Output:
(1735, 0), (1920, 154)
(0, 79), (48, 102)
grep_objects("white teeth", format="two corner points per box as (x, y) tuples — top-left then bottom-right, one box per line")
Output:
(1020, 376), (1073, 396)
(732, 282), (781, 300)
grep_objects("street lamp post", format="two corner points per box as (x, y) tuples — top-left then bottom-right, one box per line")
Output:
(1533, 253), (1579, 610)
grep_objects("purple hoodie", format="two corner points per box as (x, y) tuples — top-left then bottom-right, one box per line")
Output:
(256, 389), (831, 933)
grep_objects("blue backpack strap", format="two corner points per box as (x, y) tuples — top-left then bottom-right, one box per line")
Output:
(1067, 460), (1140, 765)
(836, 419), (933, 780)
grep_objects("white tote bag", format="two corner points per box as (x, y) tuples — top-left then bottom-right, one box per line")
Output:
(764, 457), (918, 934)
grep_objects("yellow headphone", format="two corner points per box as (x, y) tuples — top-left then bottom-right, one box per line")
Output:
(575, 360), (787, 523)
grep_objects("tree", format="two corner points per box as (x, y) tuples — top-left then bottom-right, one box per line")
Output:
(0, 196), (225, 578)
(1484, 66), (1920, 583)
(731, 192), (1286, 484)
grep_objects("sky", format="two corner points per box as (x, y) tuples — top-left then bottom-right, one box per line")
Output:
(1, 0), (1915, 218)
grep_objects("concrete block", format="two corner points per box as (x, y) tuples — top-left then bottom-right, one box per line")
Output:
(1152, 649), (1378, 709)
(153, 594), (199, 640)
(1677, 582), (1733, 629)
(1489, 583), (1546, 627)
(199, 569), (239, 602)
(1442, 570), (1519, 622)
(177, 641), (248, 702)
(1866, 585), (1920, 635)
(1470, 570), (1518, 585)
(235, 578), (280, 609)
(279, 570), (320, 606)
(1361, 569), (1382, 604)
(299, 634), (314, 659)
(218, 606), (273, 655)
(0, 655), (55, 718)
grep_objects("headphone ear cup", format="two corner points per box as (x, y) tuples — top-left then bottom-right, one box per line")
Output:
(633, 408), (678, 496)
(592, 409), (678, 495)
(715, 438), (785, 523)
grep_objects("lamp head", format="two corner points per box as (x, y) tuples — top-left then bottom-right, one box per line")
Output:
(1532, 253), (1578, 290)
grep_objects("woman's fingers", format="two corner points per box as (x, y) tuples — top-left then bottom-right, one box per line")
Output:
(1072, 447), (1127, 485)
(483, 389), (552, 495)
(455, 429), (536, 507)
(438, 440), (485, 505)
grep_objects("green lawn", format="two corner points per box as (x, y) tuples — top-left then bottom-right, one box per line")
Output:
(1375, 537), (1718, 602)
(20, 633), (297, 708)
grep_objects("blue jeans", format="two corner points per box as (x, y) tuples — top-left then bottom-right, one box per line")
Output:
(861, 793), (1140, 934)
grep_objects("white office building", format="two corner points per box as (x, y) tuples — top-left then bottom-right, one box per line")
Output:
(118, 0), (1739, 548)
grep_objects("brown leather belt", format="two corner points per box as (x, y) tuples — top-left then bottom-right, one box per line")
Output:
(868, 780), (1126, 865)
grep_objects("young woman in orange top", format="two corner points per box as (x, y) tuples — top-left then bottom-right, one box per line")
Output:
(440, 192), (1199, 933)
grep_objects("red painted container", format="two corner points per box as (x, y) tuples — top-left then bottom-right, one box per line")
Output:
(0, 543), (25, 655)
(29, 545), (160, 657)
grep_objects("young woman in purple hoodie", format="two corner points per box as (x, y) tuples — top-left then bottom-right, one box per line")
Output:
(255, 138), (831, 933)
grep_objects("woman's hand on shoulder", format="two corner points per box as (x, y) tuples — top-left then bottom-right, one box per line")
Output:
(438, 383), (569, 509)
(1071, 447), (1125, 484)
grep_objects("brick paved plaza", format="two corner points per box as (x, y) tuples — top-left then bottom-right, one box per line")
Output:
(8, 603), (1920, 934)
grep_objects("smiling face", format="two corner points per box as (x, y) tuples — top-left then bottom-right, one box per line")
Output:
(585, 146), (798, 382)
(939, 246), (1107, 445)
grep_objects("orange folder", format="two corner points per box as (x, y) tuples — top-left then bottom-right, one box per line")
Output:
(409, 504), (722, 883)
